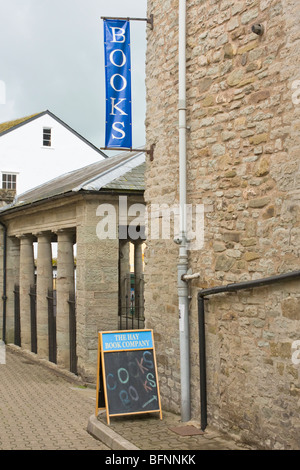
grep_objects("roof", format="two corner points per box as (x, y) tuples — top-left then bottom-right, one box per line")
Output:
(0, 112), (41, 134)
(0, 110), (107, 158)
(0, 150), (145, 213)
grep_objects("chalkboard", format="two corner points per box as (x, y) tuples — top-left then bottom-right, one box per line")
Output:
(95, 329), (162, 424)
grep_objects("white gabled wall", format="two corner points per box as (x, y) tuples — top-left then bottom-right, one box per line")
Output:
(0, 113), (105, 194)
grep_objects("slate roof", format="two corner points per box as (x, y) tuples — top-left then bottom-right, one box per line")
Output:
(0, 150), (145, 213)
(0, 110), (107, 157)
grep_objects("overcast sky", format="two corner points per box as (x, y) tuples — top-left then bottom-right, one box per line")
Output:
(0, 0), (147, 152)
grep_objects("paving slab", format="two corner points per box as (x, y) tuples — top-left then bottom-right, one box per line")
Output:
(0, 346), (109, 450)
(89, 402), (254, 451)
(2, 345), (255, 453)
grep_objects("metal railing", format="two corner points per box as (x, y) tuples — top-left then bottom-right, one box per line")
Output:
(47, 289), (57, 364)
(68, 291), (77, 375)
(29, 285), (37, 353)
(13, 284), (20, 346)
(119, 274), (145, 330)
(197, 269), (300, 431)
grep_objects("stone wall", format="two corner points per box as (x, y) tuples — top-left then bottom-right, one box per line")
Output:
(76, 195), (120, 381)
(0, 189), (15, 207)
(145, 0), (300, 449)
(76, 193), (146, 381)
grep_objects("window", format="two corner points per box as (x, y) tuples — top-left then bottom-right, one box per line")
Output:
(2, 173), (17, 190)
(43, 128), (52, 147)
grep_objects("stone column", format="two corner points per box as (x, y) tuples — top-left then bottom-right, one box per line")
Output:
(19, 235), (35, 350)
(36, 232), (53, 359)
(56, 229), (75, 369)
(5, 236), (20, 343)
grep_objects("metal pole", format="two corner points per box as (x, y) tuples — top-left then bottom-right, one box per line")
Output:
(198, 296), (207, 431)
(199, 269), (300, 297)
(178, 0), (191, 422)
(0, 221), (7, 343)
(101, 15), (154, 30)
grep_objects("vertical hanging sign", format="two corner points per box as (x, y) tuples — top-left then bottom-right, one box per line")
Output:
(104, 19), (132, 149)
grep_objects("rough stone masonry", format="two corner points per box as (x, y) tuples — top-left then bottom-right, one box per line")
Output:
(144, 0), (300, 450)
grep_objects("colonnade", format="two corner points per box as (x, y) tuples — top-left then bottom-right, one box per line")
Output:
(4, 227), (145, 373)
(13, 229), (76, 370)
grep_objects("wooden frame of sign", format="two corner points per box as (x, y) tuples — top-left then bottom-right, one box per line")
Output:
(95, 329), (162, 424)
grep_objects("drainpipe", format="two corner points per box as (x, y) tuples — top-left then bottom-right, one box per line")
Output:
(177, 0), (191, 422)
(0, 220), (7, 343)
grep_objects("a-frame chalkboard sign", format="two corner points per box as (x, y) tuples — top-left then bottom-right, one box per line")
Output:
(95, 329), (162, 424)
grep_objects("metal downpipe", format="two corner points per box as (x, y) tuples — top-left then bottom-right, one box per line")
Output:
(178, 0), (191, 422)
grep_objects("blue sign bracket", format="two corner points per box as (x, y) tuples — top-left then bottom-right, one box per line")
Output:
(101, 15), (153, 30)
(100, 143), (155, 161)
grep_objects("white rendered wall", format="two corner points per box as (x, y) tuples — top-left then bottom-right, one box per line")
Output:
(0, 114), (105, 195)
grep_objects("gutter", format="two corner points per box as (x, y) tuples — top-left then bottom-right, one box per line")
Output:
(0, 190), (78, 216)
(197, 269), (300, 431)
(0, 220), (7, 343)
(0, 187), (145, 219)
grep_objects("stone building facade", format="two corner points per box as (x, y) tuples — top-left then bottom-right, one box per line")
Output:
(0, 151), (145, 381)
(144, 0), (300, 449)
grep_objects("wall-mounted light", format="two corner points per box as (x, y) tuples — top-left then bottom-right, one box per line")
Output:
(251, 23), (265, 35)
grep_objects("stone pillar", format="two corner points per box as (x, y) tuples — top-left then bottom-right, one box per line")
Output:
(75, 197), (119, 381)
(19, 235), (35, 350)
(134, 242), (144, 318)
(56, 229), (75, 369)
(36, 232), (53, 359)
(5, 236), (20, 343)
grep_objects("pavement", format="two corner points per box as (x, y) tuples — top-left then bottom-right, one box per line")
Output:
(88, 410), (254, 451)
(0, 345), (254, 452)
(0, 345), (109, 450)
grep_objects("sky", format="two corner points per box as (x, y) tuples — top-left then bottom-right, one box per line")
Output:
(0, 0), (147, 152)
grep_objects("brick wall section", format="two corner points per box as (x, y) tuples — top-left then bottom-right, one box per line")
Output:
(145, 0), (300, 449)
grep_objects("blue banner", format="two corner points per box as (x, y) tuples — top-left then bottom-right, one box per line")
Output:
(104, 19), (132, 148)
